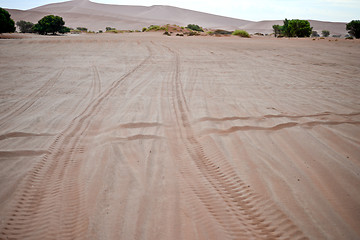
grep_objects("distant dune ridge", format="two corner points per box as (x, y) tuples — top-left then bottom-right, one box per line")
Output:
(6, 0), (347, 35)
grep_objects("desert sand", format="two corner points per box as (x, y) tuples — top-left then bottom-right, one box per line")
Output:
(0, 33), (359, 240)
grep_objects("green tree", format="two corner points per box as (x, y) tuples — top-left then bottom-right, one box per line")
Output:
(322, 30), (330, 37)
(287, 19), (312, 37)
(187, 24), (204, 32)
(282, 18), (290, 37)
(0, 8), (16, 33)
(346, 20), (360, 39)
(272, 25), (282, 37)
(16, 20), (34, 33)
(33, 15), (68, 35)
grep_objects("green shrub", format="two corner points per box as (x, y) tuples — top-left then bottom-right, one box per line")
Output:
(59, 26), (70, 34)
(232, 30), (250, 38)
(187, 24), (203, 32)
(213, 29), (232, 35)
(147, 25), (161, 31)
(311, 31), (319, 37)
(106, 27), (116, 31)
(0, 8), (16, 33)
(142, 27), (147, 32)
(186, 31), (200, 36)
(322, 30), (330, 37)
(346, 20), (360, 39)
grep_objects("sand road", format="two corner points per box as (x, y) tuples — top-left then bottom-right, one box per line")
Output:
(0, 33), (359, 239)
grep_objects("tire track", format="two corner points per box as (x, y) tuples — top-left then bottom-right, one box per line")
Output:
(166, 47), (308, 239)
(0, 48), (152, 240)
(0, 68), (65, 128)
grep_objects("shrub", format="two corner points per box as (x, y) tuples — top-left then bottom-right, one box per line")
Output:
(142, 27), (147, 32)
(147, 25), (160, 31)
(213, 29), (232, 35)
(59, 26), (70, 34)
(232, 30), (250, 38)
(76, 27), (88, 32)
(106, 27), (116, 31)
(311, 31), (319, 37)
(346, 36), (354, 39)
(145, 25), (168, 31)
(346, 20), (360, 39)
(0, 8), (15, 33)
(99, 30), (103, 33)
(107, 29), (119, 33)
(322, 30), (330, 37)
(33, 15), (69, 35)
(186, 31), (200, 36)
(16, 20), (34, 33)
(187, 24), (203, 32)
(163, 31), (171, 36)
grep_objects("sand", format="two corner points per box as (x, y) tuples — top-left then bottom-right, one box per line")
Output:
(0, 33), (359, 239)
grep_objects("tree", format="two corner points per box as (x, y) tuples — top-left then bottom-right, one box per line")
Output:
(16, 20), (34, 33)
(346, 20), (360, 39)
(322, 30), (330, 37)
(0, 8), (15, 33)
(33, 15), (69, 35)
(272, 25), (282, 37)
(287, 19), (312, 37)
(187, 24), (204, 32)
(273, 19), (312, 37)
(282, 18), (291, 37)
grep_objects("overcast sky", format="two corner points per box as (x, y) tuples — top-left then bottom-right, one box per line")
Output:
(2, 0), (359, 22)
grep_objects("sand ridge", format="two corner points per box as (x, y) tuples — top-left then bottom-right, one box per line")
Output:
(0, 33), (359, 239)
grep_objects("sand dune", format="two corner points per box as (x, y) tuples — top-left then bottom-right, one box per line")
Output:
(6, 0), (348, 34)
(0, 33), (359, 239)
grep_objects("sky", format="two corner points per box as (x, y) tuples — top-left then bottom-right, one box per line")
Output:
(1, 0), (359, 22)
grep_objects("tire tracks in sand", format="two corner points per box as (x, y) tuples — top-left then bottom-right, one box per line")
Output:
(0, 69), (65, 129)
(165, 46), (309, 240)
(0, 48), (152, 240)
